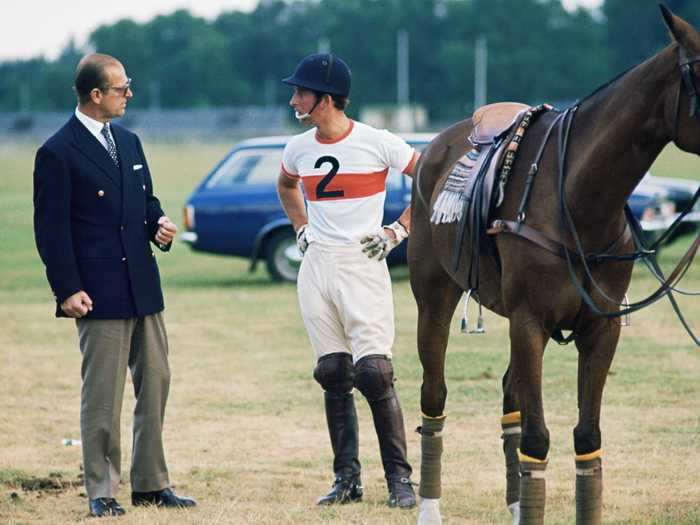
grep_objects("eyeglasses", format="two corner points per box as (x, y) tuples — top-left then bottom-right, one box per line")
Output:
(105, 78), (132, 97)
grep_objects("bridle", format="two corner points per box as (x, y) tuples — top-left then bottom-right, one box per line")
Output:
(672, 45), (700, 142)
(678, 46), (700, 116)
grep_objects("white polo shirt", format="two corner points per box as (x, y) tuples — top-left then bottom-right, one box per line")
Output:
(281, 120), (416, 244)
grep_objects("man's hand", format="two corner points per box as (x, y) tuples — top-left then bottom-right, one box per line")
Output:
(296, 224), (309, 255)
(360, 220), (409, 261)
(60, 291), (93, 318)
(156, 216), (177, 247)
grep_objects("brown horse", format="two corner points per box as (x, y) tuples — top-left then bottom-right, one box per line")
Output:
(409, 6), (700, 525)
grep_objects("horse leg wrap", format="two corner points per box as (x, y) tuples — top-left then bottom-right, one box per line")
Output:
(501, 411), (521, 507)
(518, 451), (548, 525)
(417, 414), (446, 499)
(575, 451), (603, 525)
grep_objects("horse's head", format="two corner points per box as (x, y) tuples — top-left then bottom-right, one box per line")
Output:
(661, 5), (700, 154)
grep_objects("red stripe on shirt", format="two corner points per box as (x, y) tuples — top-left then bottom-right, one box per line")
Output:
(303, 169), (388, 201)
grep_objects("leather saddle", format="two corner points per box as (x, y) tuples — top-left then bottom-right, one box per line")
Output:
(471, 102), (530, 145)
(462, 102), (530, 227)
(451, 102), (530, 286)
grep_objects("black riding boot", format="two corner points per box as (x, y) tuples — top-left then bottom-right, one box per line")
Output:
(368, 389), (416, 508)
(317, 391), (363, 505)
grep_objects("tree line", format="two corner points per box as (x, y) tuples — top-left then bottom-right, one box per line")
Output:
(1, 0), (698, 121)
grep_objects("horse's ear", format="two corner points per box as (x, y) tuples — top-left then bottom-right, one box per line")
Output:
(660, 4), (680, 42)
(659, 4), (674, 31)
(659, 4), (700, 50)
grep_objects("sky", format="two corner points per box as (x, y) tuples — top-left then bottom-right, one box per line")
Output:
(0, 0), (603, 62)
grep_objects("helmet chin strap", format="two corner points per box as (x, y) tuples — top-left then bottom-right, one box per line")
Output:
(294, 93), (324, 121)
(294, 110), (312, 121)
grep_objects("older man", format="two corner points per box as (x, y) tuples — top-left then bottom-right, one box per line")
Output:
(33, 53), (195, 517)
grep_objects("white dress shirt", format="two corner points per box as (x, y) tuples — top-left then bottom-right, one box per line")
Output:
(74, 107), (114, 151)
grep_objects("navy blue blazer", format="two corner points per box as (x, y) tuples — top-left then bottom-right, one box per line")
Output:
(34, 115), (169, 319)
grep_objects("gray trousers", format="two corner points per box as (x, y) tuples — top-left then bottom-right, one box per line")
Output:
(76, 312), (171, 499)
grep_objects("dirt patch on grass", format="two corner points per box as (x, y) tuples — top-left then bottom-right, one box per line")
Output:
(2, 472), (82, 493)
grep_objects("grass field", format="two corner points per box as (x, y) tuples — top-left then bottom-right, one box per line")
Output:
(0, 140), (698, 525)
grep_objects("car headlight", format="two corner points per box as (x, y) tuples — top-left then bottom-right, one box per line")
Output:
(641, 199), (675, 222)
(183, 205), (195, 230)
(659, 200), (676, 218)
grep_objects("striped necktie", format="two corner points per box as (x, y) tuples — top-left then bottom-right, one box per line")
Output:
(100, 124), (119, 167)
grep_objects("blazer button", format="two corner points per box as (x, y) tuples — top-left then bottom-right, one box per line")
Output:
(144, 220), (147, 225)
(142, 185), (146, 190)
(98, 190), (105, 197)
(120, 225), (125, 231)
(121, 257), (126, 262)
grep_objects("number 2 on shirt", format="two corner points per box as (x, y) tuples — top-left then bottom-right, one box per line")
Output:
(314, 156), (344, 199)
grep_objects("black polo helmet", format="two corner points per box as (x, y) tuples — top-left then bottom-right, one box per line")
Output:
(282, 53), (351, 97)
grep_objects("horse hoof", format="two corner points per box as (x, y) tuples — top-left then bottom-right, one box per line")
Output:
(509, 501), (520, 525)
(417, 497), (442, 525)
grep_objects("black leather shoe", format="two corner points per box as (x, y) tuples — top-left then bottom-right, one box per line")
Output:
(89, 497), (126, 517)
(131, 488), (196, 508)
(316, 475), (363, 506)
(387, 477), (416, 509)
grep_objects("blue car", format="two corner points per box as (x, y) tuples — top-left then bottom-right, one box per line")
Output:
(182, 136), (698, 282)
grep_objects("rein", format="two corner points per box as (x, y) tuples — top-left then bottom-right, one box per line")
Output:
(492, 44), (700, 345)
(554, 104), (700, 345)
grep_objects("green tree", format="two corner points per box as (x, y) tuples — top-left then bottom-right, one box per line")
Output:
(0, 0), (614, 120)
(90, 10), (231, 108)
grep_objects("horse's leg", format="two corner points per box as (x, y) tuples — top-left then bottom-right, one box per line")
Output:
(572, 318), (620, 525)
(414, 275), (462, 525)
(501, 364), (521, 524)
(409, 248), (462, 525)
(509, 316), (549, 525)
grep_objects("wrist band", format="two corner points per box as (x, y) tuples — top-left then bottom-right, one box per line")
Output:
(395, 220), (409, 237)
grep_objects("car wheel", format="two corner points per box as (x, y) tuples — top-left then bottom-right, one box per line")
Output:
(265, 229), (302, 282)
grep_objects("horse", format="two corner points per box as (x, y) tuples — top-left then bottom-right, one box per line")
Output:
(409, 6), (700, 525)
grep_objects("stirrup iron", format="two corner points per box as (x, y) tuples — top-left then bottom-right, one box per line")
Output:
(460, 289), (485, 334)
(620, 294), (631, 327)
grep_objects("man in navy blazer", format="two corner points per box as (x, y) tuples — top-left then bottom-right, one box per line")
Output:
(33, 53), (195, 517)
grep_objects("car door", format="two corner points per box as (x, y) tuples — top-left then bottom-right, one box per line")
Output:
(191, 145), (287, 256)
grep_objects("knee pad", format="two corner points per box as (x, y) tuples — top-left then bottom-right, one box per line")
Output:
(314, 353), (354, 394)
(354, 355), (394, 401)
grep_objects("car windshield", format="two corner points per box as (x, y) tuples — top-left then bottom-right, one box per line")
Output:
(206, 147), (282, 188)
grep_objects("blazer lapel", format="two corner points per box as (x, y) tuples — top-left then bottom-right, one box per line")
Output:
(69, 116), (122, 189)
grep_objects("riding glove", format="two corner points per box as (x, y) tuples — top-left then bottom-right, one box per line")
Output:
(296, 224), (309, 255)
(361, 220), (409, 261)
